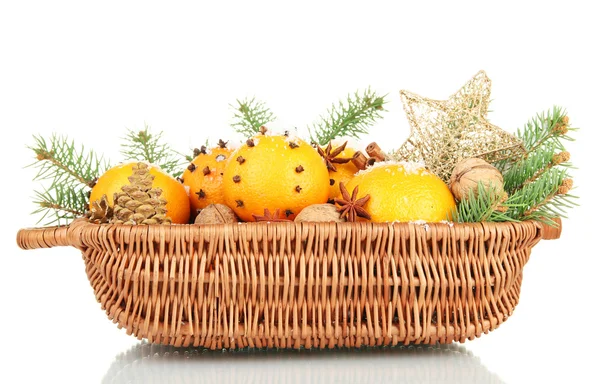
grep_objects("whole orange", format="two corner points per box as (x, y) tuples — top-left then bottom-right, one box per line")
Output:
(182, 142), (234, 217)
(223, 134), (330, 221)
(90, 162), (190, 224)
(344, 162), (456, 222)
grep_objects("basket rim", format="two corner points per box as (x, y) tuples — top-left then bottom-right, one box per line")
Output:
(17, 218), (554, 251)
(20, 218), (548, 229)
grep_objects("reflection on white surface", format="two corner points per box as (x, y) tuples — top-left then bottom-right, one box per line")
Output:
(102, 342), (503, 384)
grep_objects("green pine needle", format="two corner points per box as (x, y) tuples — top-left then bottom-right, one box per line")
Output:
(29, 134), (107, 187)
(230, 97), (276, 137)
(28, 134), (109, 225)
(505, 168), (575, 221)
(309, 88), (387, 146)
(487, 106), (578, 224)
(503, 145), (557, 194)
(495, 106), (574, 171)
(453, 183), (522, 223)
(32, 185), (89, 225)
(120, 124), (187, 178)
(517, 106), (574, 151)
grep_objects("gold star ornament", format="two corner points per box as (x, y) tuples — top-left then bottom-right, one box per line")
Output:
(392, 70), (525, 182)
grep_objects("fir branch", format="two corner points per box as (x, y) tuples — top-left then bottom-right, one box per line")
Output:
(524, 151), (571, 187)
(29, 134), (107, 188)
(453, 183), (522, 223)
(503, 146), (558, 194)
(504, 169), (576, 222)
(309, 88), (387, 146)
(230, 97), (276, 137)
(28, 134), (109, 225)
(531, 192), (578, 225)
(494, 106), (575, 173)
(488, 106), (578, 224)
(120, 125), (187, 177)
(31, 183), (89, 226)
(517, 106), (573, 151)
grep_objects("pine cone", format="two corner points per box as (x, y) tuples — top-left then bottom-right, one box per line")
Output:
(111, 163), (172, 225)
(87, 194), (113, 223)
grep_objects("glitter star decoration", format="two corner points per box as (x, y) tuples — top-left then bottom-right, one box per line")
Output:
(392, 70), (525, 182)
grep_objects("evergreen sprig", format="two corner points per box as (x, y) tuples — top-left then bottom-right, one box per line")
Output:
(457, 106), (577, 224)
(28, 134), (109, 225)
(32, 185), (89, 225)
(230, 97), (276, 137)
(452, 183), (521, 223)
(503, 146), (558, 194)
(500, 107), (577, 222)
(517, 106), (574, 151)
(120, 125), (187, 178)
(505, 169), (576, 224)
(495, 106), (574, 173)
(30, 134), (106, 188)
(309, 88), (387, 146)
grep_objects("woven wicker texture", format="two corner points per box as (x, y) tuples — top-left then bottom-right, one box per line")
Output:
(17, 220), (546, 349)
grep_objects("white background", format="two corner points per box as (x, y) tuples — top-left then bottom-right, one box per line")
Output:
(1, 1), (598, 383)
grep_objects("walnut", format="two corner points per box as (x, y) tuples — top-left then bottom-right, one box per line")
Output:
(194, 204), (238, 224)
(294, 204), (346, 223)
(449, 158), (504, 201)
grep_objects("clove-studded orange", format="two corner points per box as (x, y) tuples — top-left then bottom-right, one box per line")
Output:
(182, 140), (234, 218)
(222, 133), (330, 221)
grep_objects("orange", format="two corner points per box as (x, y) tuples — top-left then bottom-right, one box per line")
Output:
(344, 162), (456, 222)
(223, 134), (330, 221)
(90, 162), (190, 224)
(182, 143), (234, 218)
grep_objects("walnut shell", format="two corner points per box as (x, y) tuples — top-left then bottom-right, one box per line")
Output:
(294, 204), (346, 223)
(194, 204), (238, 224)
(449, 158), (504, 201)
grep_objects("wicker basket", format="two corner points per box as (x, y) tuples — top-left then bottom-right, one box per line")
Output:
(16, 219), (560, 349)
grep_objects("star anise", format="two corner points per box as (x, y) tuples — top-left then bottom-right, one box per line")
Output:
(334, 183), (371, 222)
(316, 141), (353, 172)
(252, 208), (293, 222)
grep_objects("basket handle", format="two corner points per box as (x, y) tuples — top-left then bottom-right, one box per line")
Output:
(539, 217), (562, 240)
(16, 220), (86, 250)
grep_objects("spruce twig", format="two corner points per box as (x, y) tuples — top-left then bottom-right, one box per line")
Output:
(506, 171), (577, 224)
(458, 106), (577, 224)
(27, 134), (108, 225)
(453, 183), (521, 223)
(29, 134), (106, 188)
(500, 107), (577, 222)
(230, 97), (276, 137)
(120, 124), (187, 178)
(495, 106), (574, 173)
(309, 88), (387, 146)
(32, 185), (89, 225)
(517, 106), (573, 151)
(503, 146), (558, 194)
